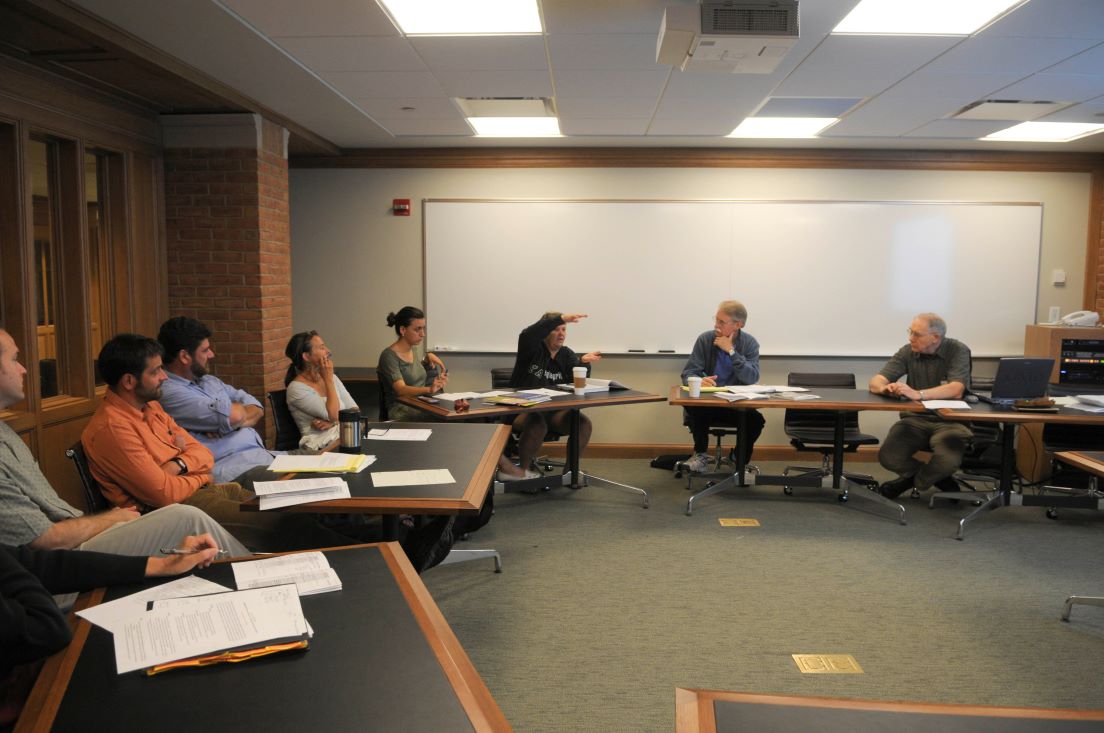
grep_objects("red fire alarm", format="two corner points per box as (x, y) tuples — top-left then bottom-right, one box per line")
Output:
(392, 199), (411, 216)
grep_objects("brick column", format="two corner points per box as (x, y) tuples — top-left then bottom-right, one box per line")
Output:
(161, 114), (291, 445)
(1091, 169), (1104, 314)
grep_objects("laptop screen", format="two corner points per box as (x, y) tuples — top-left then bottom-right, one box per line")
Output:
(990, 357), (1054, 400)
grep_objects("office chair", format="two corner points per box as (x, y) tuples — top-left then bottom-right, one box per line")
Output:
(266, 389), (302, 451)
(781, 372), (879, 493)
(65, 441), (111, 514)
(377, 379), (389, 421)
(1036, 423), (1104, 520)
(491, 366), (564, 475)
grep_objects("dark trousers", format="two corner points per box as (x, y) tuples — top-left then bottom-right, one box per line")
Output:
(686, 407), (765, 462)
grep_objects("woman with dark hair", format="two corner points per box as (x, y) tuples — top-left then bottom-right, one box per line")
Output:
(284, 331), (358, 450)
(378, 306), (533, 480)
(377, 306), (448, 422)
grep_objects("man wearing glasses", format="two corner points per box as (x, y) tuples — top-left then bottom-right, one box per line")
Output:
(869, 313), (972, 498)
(680, 300), (765, 473)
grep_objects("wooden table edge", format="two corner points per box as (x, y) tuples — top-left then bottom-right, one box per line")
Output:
(667, 385), (924, 411)
(673, 688), (1104, 732)
(1054, 451), (1104, 477)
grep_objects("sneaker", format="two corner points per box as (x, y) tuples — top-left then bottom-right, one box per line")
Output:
(684, 453), (712, 473)
(498, 468), (541, 482)
(878, 474), (915, 499)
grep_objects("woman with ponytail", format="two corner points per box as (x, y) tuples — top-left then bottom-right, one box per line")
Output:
(284, 331), (358, 450)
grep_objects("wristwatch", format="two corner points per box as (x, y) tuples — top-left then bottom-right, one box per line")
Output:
(727, 348), (735, 357)
(171, 457), (188, 475)
(919, 390), (926, 401)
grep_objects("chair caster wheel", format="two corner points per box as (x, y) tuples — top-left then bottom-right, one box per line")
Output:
(674, 471), (683, 479)
(838, 493), (848, 502)
(1046, 508), (1058, 519)
(705, 481), (716, 488)
(783, 486), (793, 496)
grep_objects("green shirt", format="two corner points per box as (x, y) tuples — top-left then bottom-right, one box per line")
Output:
(879, 337), (972, 392)
(377, 347), (430, 422)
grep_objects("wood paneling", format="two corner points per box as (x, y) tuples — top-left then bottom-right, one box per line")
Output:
(291, 146), (1104, 172)
(127, 151), (167, 334)
(38, 413), (91, 511)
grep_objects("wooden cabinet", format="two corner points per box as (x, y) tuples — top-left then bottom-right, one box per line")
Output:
(1024, 324), (1104, 383)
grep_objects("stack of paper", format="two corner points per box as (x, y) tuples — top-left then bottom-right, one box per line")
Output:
(77, 575), (312, 675)
(726, 385), (810, 395)
(712, 391), (755, 402)
(484, 392), (552, 406)
(365, 428), (432, 441)
(772, 392), (820, 401)
(555, 378), (628, 393)
(232, 551), (342, 596)
(1070, 395), (1104, 413)
(269, 453), (374, 473)
(253, 476), (351, 510)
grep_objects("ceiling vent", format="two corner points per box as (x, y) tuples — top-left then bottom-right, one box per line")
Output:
(953, 100), (1071, 122)
(657, 1), (799, 74)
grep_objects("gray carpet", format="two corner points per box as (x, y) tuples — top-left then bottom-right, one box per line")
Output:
(422, 459), (1104, 732)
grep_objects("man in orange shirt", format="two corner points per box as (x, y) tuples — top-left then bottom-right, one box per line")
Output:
(82, 334), (355, 553)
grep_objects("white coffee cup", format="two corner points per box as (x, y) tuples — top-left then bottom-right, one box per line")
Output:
(573, 366), (587, 394)
(687, 376), (702, 398)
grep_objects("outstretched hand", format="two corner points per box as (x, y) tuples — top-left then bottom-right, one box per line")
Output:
(146, 534), (221, 577)
(561, 313), (588, 324)
(581, 351), (602, 364)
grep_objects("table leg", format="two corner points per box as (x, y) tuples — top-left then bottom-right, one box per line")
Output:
(567, 408), (582, 488)
(952, 422), (1016, 540)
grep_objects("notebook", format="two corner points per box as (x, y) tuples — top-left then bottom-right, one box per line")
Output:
(976, 357), (1054, 404)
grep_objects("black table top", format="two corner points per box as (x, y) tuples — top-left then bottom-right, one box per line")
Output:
(43, 545), (499, 733)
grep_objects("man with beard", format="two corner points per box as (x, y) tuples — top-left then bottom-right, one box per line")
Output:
(157, 317), (276, 483)
(81, 334), (356, 552)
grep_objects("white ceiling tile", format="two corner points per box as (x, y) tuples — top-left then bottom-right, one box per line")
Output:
(905, 119), (1011, 139)
(647, 118), (736, 136)
(925, 35), (1098, 75)
(776, 35), (961, 98)
(382, 118), (474, 136)
(435, 69), (553, 97)
(553, 68), (669, 97)
(1043, 42), (1104, 74)
(983, 0), (1104, 40)
(661, 70), (774, 100)
(353, 97), (460, 119)
(220, 0), (399, 37)
(556, 97), (659, 118)
(888, 72), (1025, 100)
(560, 118), (650, 135)
(273, 36), (425, 72)
(323, 70), (444, 98)
(548, 33), (659, 70)
(993, 73), (1104, 102)
(410, 36), (549, 71)
(1041, 96), (1104, 122)
(827, 97), (966, 137)
(651, 95), (753, 123)
(541, 0), (686, 34)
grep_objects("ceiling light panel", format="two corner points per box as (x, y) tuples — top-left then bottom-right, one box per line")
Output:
(379, 0), (542, 35)
(468, 117), (561, 136)
(833, 0), (1026, 35)
(728, 117), (838, 138)
(982, 121), (1104, 142)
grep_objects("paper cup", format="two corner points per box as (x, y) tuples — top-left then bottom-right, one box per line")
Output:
(573, 366), (587, 389)
(687, 376), (702, 398)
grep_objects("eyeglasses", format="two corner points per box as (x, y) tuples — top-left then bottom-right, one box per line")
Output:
(907, 328), (931, 339)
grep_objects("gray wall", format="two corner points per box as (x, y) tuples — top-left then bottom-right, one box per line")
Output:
(289, 166), (1091, 447)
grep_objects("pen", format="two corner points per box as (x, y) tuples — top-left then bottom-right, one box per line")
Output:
(159, 547), (230, 556)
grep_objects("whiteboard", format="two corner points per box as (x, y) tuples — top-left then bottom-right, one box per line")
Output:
(424, 199), (1041, 357)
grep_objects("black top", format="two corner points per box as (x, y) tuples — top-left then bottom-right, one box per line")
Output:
(509, 316), (585, 389)
(49, 546), (477, 732)
(0, 545), (145, 678)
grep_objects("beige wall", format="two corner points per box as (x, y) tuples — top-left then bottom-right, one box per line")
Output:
(289, 166), (1091, 447)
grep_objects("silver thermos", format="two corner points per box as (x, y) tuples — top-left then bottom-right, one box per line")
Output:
(339, 408), (361, 453)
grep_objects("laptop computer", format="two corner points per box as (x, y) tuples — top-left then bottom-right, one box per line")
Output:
(975, 357), (1054, 404)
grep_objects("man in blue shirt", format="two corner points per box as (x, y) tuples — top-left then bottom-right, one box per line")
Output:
(157, 317), (277, 483)
(680, 300), (765, 473)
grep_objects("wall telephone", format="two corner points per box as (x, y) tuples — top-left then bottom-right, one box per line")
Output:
(1056, 310), (1101, 326)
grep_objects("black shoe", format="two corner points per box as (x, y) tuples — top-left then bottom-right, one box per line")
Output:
(934, 477), (961, 493)
(402, 515), (456, 573)
(879, 475), (914, 499)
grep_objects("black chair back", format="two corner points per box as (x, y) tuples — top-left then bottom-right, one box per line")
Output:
(784, 372), (875, 450)
(378, 379), (389, 421)
(490, 367), (513, 390)
(267, 389), (302, 451)
(65, 441), (111, 514)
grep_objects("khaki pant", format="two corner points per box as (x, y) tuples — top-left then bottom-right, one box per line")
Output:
(182, 482), (355, 553)
(878, 415), (974, 490)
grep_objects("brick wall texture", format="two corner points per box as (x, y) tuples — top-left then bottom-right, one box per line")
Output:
(163, 118), (290, 445)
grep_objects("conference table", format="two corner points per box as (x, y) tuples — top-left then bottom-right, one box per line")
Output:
(241, 421), (509, 541)
(16, 544), (512, 733)
(934, 403), (1104, 539)
(399, 387), (665, 508)
(675, 689), (1104, 732)
(669, 386), (924, 522)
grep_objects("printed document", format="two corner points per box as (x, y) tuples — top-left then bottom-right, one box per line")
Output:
(365, 428), (432, 441)
(78, 576), (231, 634)
(253, 476), (351, 510)
(232, 551), (342, 596)
(113, 585), (308, 674)
(371, 468), (455, 487)
(269, 453), (374, 473)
